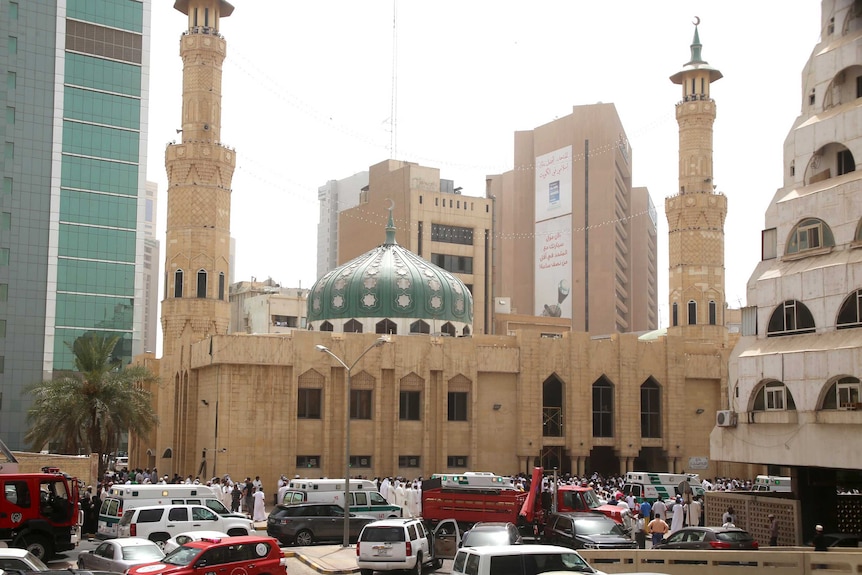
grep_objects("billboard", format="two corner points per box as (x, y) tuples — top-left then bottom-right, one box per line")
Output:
(535, 146), (573, 319)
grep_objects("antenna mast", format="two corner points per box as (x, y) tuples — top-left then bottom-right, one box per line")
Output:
(389, 0), (398, 159)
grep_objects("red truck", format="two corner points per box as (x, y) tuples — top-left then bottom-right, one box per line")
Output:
(421, 469), (625, 532)
(0, 469), (81, 559)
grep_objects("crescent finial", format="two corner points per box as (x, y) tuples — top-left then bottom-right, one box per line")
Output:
(692, 16), (700, 26)
(386, 198), (395, 210)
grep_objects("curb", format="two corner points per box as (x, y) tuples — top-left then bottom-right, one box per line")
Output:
(282, 550), (358, 575)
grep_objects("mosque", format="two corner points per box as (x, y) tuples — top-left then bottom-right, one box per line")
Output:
(131, 0), (749, 486)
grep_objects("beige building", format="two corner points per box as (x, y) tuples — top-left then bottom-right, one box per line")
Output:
(136, 5), (747, 487)
(229, 279), (309, 334)
(337, 160), (494, 334)
(488, 104), (658, 335)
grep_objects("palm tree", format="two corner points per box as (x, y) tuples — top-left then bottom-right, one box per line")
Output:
(25, 333), (159, 474)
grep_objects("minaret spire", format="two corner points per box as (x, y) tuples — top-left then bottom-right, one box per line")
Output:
(665, 19), (727, 343)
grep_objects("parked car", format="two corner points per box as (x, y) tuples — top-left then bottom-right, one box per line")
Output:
(460, 522), (522, 547)
(126, 535), (286, 575)
(117, 504), (254, 546)
(77, 537), (165, 572)
(543, 511), (636, 550)
(266, 503), (376, 545)
(163, 531), (230, 553)
(0, 549), (49, 572)
(356, 517), (459, 575)
(653, 526), (759, 550)
(451, 544), (602, 575)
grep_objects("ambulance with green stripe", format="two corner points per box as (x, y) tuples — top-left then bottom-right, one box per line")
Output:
(621, 472), (705, 503)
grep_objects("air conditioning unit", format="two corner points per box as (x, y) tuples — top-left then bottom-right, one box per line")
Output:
(716, 410), (737, 427)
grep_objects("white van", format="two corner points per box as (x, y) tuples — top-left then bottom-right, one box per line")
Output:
(451, 544), (602, 575)
(753, 475), (791, 492)
(621, 471), (705, 503)
(282, 478), (403, 519)
(97, 484), (242, 539)
(116, 504), (254, 546)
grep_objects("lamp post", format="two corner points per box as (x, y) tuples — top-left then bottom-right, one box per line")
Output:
(316, 336), (390, 547)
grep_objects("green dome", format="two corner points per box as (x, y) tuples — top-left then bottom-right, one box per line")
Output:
(307, 212), (473, 335)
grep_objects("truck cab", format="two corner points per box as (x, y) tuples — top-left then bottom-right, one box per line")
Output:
(0, 472), (80, 560)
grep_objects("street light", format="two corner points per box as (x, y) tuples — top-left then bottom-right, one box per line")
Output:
(316, 335), (390, 547)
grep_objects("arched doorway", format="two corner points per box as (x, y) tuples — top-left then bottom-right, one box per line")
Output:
(587, 446), (618, 476)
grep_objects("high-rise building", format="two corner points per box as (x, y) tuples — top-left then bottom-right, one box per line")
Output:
(317, 171), (368, 280)
(143, 181), (159, 354)
(488, 103), (658, 335)
(0, 0), (151, 449)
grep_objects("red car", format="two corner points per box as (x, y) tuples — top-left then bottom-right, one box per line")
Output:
(126, 536), (286, 575)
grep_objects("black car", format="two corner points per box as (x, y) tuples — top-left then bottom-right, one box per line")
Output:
(266, 502), (376, 545)
(654, 526), (759, 550)
(460, 522), (522, 547)
(543, 512), (636, 550)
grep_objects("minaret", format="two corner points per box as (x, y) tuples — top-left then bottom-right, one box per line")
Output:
(160, 0), (235, 473)
(666, 21), (727, 344)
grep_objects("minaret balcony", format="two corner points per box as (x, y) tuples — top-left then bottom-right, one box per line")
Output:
(183, 26), (223, 38)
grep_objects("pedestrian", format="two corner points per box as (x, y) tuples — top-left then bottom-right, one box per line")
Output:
(813, 524), (828, 551)
(652, 496), (667, 525)
(648, 513), (669, 548)
(639, 498), (652, 521)
(634, 511), (647, 549)
(688, 496), (702, 527)
(252, 486), (267, 522)
(670, 497), (684, 534)
(243, 477), (254, 515)
(231, 483), (242, 513)
(768, 514), (779, 546)
(722, 505), (735, 527)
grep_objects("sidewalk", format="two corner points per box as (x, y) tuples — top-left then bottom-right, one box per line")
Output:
(284, 544), (360, 574)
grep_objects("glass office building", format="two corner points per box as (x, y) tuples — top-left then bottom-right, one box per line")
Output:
(0, 0), (150, 449)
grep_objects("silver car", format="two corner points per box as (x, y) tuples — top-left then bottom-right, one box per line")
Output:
(77, 537), (165, 572)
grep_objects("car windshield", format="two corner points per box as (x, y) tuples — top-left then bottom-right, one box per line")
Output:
(162, 545), (202, 566)
(462, 530), (512, 546)
(581, 490), (601, 509)
(574, 518), (623, 536)
(122, 545), (164, 561)
(205, 499), (230, 515)
(491, 552), (594, 574)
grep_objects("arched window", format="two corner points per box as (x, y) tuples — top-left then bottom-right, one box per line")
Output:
(640, 378), (661, 438)
(687, 300), (697, 325)
(672, 302), (678, 326)
(440, 322), (456, 337)
(837, 289), (862, 329)
(174, 269), (184, 298)
(376, 319), (396, 334)
(218, 272), (225, 300)
(785, 218), (834, 254)
(592, 376), (614, 438)
(197, 269), (207, 298)
(822, 376), (861, 409)
(410, 320), (430, 334)
(753, 381), (796, 411)
(767, 300), (816, 337)
(320, 321), (333, 332)
(344, 319), (363, 333)
(462, 326), (471, 336)
(708, 300), (717, 325)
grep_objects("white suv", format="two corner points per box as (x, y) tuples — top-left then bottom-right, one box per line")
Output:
(117, 504), (254, 546)
(356, 518), (458, 575)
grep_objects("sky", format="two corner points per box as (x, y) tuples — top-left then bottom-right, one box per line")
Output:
(146, 1), (822, 354)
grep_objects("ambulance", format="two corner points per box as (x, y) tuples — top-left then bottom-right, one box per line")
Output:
(753, 475), (792, 492)
(621, 471), (705, 503)
(280, 478), (403, 519)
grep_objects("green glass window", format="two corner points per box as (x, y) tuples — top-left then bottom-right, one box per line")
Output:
(0, 320), (6, 338)
(6, 72), (15, 91)
(60, 190), (137, 228)
(61, 156), (138, 195)
(0, 284), (7, 301)
(0, 213), (10, 231)
(53, 329), (131, 371)
(6, 107), (14, 125)
(4, 143), (12, 160)
(0, 356), (5, 374)
(0, 249), (8, 266)
(67, 0), (144, 33)
(3, 178), (10, 195)
(8, 37), (17, 55)
(56, 293), (134, 330)
(57, 259), (135, 297)
(58, 224), (136, 262)
(62, 121), (139, 163)
(9, 2), (18, 19)
(65, 53), (141, 97)
(64, 87), (140, 130)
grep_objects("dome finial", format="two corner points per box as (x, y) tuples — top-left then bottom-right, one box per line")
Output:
(385, 199), (397, 245)
(689, 17), (705, 65)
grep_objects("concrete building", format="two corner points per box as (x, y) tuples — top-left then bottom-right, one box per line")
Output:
(714, 0), (862, 538)
(138, 9), (742, 485)
(143, 181), (160, 354)
(0, 0), (151, 449)
(488, 104), (658, 335)
(336, 160), (494, 334)
(229, 279), (309, 334)
(317, 172), (368, 279)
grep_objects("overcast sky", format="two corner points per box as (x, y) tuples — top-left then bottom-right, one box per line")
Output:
(146, 1), (821, 352)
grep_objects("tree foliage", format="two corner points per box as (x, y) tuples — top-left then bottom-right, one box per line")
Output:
(25, 334), (159, 472)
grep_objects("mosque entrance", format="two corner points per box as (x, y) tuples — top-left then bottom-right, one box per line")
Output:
(635, 447), (666, 472)
(586, 446), (618, 476)
(539, 446), (570, 475)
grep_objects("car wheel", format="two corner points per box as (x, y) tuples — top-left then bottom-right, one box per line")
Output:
(412, 551), (422, 575)
(360, 570), (373, 575)
(149, 533), (170, 548)
(294, 530), (314, 546)
(22, 535), (53, 561)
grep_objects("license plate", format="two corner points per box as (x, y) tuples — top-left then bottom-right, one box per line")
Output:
(373, 545), (390, 557)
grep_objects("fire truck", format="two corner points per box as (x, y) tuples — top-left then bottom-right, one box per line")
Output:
(421, 469), (625, 533)
(0, 443), (81, 560)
